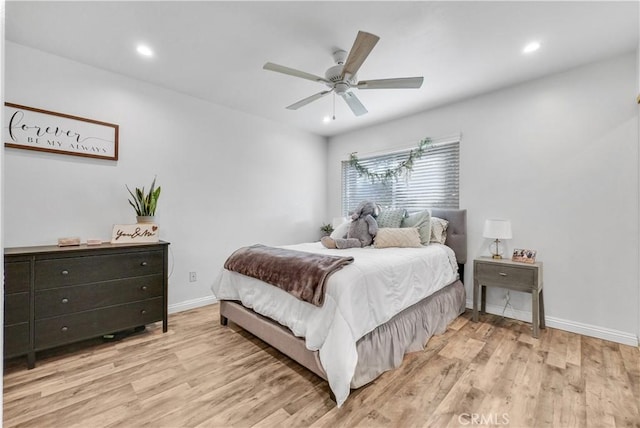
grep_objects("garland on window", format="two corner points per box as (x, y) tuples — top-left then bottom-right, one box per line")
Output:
(349, 137), (433, 183)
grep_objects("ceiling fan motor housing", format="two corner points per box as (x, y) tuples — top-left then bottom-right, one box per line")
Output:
(325, 64), (357, 93)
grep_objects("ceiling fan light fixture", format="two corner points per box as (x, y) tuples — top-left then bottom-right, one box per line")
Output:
(334, 82), (350, 95)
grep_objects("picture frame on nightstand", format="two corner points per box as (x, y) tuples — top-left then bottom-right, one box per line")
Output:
(512, 248), (536, 263)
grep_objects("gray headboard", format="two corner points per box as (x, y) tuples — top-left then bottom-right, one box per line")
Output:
(431, 208), (467, 265)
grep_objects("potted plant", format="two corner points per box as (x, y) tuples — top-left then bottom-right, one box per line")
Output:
(320, 223), (334, 237)
(127, 177), (161, 223)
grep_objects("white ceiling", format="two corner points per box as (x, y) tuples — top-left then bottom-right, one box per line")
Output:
(5, 1), (639, 138)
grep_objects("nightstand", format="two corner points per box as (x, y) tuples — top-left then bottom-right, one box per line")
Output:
(473, 257), (545, 338)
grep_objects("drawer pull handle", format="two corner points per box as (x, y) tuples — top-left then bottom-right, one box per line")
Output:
(499, 272), (508, 276)
(61, 326), (68, 332)
(61, 298), (69, 304)
(141, 285), (148, 291)
(140, 309), (147, 315)
(141, 261), (148, 267)
(61, 270), (69, 275)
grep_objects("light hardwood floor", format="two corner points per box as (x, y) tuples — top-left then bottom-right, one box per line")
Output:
(3, 304), (639, 427)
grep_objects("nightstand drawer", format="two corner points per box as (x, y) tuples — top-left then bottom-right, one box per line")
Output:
(475, 263), (534, 289)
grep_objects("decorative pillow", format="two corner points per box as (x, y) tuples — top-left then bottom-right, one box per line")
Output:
(376, 208), (406, 228)
(330, 220), (350, 239)
(374, 227), (422, 248)
(430, 217), (449, 244)
(401, 210), (431, 245)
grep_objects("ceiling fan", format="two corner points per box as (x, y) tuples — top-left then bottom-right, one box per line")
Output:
(263, 31), (424, 117)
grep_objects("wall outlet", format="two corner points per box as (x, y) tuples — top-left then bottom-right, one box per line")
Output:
(189, 272), (197, 282)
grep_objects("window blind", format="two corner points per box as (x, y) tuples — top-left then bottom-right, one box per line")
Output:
(341, 140), (459, 214)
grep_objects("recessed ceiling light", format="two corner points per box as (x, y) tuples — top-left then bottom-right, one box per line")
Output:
(136, 44), (154, 57)
(522, 41), (541, 54)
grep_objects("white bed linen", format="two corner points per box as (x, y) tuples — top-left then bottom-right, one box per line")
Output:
(211, 242), (458, 407)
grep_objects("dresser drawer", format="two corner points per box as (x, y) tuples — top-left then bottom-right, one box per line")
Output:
(475, 263), (534, 290)
(35, 297), (163, 350)
(4, 261), (30, 293)
(5, 292), (29, 325)
(34, 250), (164, 289)
(4, 323), (29, 358)
(35, 275), (163, 319)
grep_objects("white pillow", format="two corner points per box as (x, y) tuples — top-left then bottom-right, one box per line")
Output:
(330, 220), (350, 239)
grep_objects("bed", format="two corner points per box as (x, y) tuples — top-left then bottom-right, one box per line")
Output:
(212, 208), (467, 407)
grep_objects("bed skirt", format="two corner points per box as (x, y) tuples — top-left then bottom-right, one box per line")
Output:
(219, 278), (466, 391)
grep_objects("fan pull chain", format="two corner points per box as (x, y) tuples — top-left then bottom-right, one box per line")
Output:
(332, 91), (336, 121)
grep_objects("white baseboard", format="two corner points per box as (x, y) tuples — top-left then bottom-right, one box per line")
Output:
(168, 296), (638, 347)
(168, 295), (218, 314)
(466, 299), (638, 347)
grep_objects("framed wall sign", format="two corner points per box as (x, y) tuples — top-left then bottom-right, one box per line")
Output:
(4, 102), (119, 161)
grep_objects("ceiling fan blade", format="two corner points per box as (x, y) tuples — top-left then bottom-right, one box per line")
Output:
(357, 77), (424, 89)
(263, 62), (330, 84)
(286, 90), (333, 110)
(341, 92), (368, 116)
(342, 31), (380, 78)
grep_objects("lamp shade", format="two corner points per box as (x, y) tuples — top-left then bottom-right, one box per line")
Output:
(483, 219), (512, 239)
(332, 216), (348, 228)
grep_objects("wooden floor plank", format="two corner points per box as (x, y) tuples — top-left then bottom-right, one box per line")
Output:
(545, 328), (568, 369)
(3, 305), (639, 428)
(559, 363), (587, 427)
(619, 343), (640, 406)
(601, 341), (640, 426)
(583, 336), (617, 428)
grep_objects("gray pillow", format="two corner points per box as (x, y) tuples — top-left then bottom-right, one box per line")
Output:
(377, 208), (406, 228)
(401, 210), (431, 244)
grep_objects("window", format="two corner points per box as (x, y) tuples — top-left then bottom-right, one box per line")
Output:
(341, 139), (459, 214)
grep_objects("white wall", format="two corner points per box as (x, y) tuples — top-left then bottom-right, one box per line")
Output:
(4, 42), (328, 310)
(328, 52), (639, 345)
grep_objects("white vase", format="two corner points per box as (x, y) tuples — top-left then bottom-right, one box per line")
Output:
(136, 215), (155, 224)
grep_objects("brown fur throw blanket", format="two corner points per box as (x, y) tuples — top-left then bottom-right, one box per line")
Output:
(223, 244), (354, 306)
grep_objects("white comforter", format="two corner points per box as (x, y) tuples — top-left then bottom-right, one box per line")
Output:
(211, 242), (458, 407)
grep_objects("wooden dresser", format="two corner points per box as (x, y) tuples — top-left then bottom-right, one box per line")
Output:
(4, 241), (169, 368)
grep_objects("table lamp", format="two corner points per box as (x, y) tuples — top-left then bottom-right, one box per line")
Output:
(332, 217), (348, 228)
(483, 219), (512, 259)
